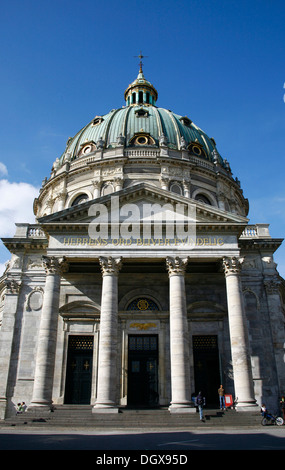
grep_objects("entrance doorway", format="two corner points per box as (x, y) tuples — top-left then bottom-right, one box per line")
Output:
(193, 335), (221, 406)
(128, 335), (159, 407)
(65, 335), (93, 404)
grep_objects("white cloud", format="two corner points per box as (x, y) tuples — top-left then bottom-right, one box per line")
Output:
(0, 179), (39, 238)
(0, 163), (8, 177)
(0, 178), (39, 276)
(0, 261), (8, 276)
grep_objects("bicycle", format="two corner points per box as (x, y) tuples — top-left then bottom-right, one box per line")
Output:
(261, 411), (284, 426)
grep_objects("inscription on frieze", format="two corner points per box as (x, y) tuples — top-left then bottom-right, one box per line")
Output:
(58, 235), (227, 247)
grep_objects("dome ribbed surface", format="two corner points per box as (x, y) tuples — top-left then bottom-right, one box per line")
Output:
(61, 104), (223, 165)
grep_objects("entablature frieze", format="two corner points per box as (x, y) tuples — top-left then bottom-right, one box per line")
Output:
(42, 231), (241, 261)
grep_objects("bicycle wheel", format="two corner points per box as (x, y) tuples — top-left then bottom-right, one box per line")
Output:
(275, 417), (283, 426)
(261, 417), (268, 426)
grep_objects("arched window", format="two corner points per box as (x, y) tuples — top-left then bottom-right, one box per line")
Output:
(71, 194), (89, 206)
(127, 297), (160, 311)
(101, 184), (114, 196)
(195, 194), (212, 205)
(170, 183), (183, 195)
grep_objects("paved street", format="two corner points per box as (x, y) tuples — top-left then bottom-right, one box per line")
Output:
(0, 426), (285, 451)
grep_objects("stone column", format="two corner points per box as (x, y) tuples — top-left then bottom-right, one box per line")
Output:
(166, 256), (193, 413)
(0, 278), (21, 419)
(57, 190), (67, 212)
(92, 180), (101, 199)
(93, 256), (122, 413)
(114, 177), (123, 192)
(160, 176), (169, 191)
(264, 275), (285, 395)
(29, 256), (68, 409)
(223, 256), (257, 410)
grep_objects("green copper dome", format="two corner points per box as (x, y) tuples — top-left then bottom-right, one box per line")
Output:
(37, 65), (248, 219)
(59, 68), (225, 167)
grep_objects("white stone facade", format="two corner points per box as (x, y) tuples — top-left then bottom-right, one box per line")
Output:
(0, 204), (284, 418)
(0, 69), (284, 419)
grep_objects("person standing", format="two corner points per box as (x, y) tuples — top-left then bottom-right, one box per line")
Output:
(195, 391), (206, 421)
(21, 402), (27, 412)
(218, 385), (225, 410)
(280, 396), (285, 421)
(261, 403), (267, 417)
(16, 403), (22, 414)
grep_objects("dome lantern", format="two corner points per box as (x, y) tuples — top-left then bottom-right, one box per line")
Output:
(124, 61), (158, 106)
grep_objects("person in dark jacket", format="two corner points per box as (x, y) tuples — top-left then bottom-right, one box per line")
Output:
(195, 391), (206, 421)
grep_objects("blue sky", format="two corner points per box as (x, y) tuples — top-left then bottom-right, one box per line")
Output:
(0, 0), (285, 276)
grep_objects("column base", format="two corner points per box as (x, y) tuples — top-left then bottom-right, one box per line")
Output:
(235, 402), (259, 412)
(168, 403), (196, 413)
(0, 397), (7, 420)
(92, 404), (119, 414)
(28, 399), (54, 412)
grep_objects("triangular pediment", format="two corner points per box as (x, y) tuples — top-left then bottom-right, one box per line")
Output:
(38, 183), (248, 231)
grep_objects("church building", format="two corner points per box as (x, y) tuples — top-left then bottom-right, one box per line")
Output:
(0, 63), (284, 419)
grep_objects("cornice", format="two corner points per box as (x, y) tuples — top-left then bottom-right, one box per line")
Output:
(239, 238), (283, 252)
(1, 237), (48, 252)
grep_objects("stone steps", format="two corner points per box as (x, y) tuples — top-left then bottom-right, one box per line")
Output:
(2, 406), (263, 428)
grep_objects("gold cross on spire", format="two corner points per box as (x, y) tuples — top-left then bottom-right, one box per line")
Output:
(134, 51), (148, 72)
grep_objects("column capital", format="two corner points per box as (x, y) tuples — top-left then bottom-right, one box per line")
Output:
(42, 256), (68, 275)
(166, 256), (189, 276)
(99, 256), (122, 276)
(222, 256), (242, 276)
(264, 276), (281, 295)
(4, 278), (21, 294)
(92, 179), (101, 189)
(56, 190), (67, 201)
